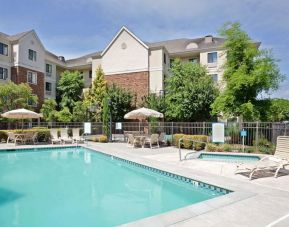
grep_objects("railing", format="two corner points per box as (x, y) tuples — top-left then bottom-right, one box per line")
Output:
(0, 121), (288, 146)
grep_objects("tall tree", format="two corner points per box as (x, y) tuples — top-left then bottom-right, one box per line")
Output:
(165, 59), (218, 121)
(0, 81), (38, 112)
(40, 99), (57, 122)
(211, 22), (284, 120)
(102, 95), (110, 137)
(142, 93), (166, 115)
(84, 66), (107, 121)
(107, 84), (134, 122)
(57, 70), (84, 112)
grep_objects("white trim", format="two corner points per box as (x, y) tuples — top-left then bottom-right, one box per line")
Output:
(101, 26), (148, 57)
(104, 68), (148, 75)
(27, 71), (37, 85)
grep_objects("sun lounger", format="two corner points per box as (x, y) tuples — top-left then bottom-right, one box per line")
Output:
(60, 128), (73, 144)
(127, 134), (142, 148)
(50, 129), (62, 144)
(7, 132), (25, 145)
(235, 136), (289, 180)
(72, 128), (85, 143)
(158, 132), (166, 146)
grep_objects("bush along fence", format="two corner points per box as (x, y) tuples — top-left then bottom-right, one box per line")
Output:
(0, 121), (288, 153)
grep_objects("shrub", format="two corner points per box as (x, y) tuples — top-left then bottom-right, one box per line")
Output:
(206, 143), (219, 152)
(0, 131), (8, 142)
(172, 134), (185, 147)
(244, 147), (254, 153)
(98, 135), (108, 143)
(223, 144), (232, 152)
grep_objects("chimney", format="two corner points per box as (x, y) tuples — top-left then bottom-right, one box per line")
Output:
(58, 56), (65, 62)
(204, 35), (213, 43)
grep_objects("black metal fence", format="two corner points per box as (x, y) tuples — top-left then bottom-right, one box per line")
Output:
(1, 121), (288, 146)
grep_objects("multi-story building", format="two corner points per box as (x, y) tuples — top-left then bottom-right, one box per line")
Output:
(0, 26), (250, 110)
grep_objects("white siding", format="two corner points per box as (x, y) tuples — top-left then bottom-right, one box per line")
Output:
(149, 49), (164, 93)
(15, 32), (45, 72)
(91, 58), (102, 80)
(101, 30), (148, 75)
(44, 61), (57, 99)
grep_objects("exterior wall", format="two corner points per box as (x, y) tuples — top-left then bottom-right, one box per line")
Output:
(0, 36), (11, 83)
(80, 69), (92, 88)
(0, 64), (11, 83)
(149, 49), (164, 93)
(14, 32), (45, 73)
(105, 71), (149, 104)
(102, 30), (149, 75)
(91, 58), (102, 79)
(44, 60), (57, 99)
(11, 66), (44, 110)
(200, 50), (225, 82)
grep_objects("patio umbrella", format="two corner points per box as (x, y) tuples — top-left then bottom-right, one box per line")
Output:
(1, 108), (41, 129)
(124, 107), (164, 120)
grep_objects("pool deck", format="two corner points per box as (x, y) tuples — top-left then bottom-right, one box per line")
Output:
(1, 142), (289, 227)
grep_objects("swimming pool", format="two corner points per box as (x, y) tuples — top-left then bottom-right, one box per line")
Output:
(198, 153), (261, 162)
(0, 147), (230, 227)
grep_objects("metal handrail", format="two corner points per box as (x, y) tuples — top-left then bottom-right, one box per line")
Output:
(178, 137), (208, 161)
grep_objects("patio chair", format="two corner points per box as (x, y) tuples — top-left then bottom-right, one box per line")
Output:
(127, 134), (142, 148)
(235, 136), (289, 180)
(72, 128), (85, 143)
(7, 132), (26, 145)
(24, 131), (38, 144)
(144, 134), (160, 149)
(158, 132), (166, 146)
(50, 129), (61, 144)
(60, 128), (73, 144)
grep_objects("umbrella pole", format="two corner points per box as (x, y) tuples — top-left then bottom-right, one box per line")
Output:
(139, 121), (140, 133)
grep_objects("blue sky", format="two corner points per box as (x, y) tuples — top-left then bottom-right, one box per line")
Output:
(1, 0), (288, 98)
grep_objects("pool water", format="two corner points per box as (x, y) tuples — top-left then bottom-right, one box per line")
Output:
(198, 153), (261, 162)
(0, 147), (228, 227)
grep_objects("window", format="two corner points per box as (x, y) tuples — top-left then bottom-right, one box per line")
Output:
(189, 58), (198, 64)
(170, 59), (174, 68)
(0, 67), (8, 80)
(27, 95), (37, 107)
(163, 53), (166, 64)
(0, 43), (8, 56)
(45, 82), (52, 91)
(208, 52), (217, 63)
(27, 71), (37, 84)
(89, 70), (92, 79)
(46, 64), (52, 74)
(28, 49), (37, 61)
(211, 74), (218, 82)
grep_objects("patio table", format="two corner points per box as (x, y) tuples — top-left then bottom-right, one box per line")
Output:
(134, 135), (147, 148)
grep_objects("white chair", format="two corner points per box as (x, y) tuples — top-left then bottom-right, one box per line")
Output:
(50, 129), (61, 144)
(158, 132), (166, 146)
(72, 128), (85, 143)
(144, 134), (160, 149)
(235, 136), (289, 180)
(60, 128), (73, 144)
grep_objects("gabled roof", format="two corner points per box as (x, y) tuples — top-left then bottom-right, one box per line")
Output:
(146, 37), (226, 54)
(66, 51), (101, 67)
(8, 30), (32, 41)
(101, 26), (149, 57)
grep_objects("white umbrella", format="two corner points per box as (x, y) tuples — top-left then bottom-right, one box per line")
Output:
(1, 108), (41, 129)
(124, 107), (164, 120)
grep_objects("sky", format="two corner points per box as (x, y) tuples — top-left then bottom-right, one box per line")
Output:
(1, 0), (288, 98)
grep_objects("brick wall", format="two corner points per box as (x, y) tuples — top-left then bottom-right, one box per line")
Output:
(105, 71), (149, 105)
(11, 66), (44, 111)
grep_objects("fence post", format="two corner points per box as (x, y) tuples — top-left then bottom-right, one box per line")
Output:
(255, 121), (259, 152)
(171, 122), (174, 135)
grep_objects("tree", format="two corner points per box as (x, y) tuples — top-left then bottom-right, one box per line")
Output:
(84, 66), (107, 121)
(165, 59), (218, 121)
(72, 101), (88, 122)
(57, 70), (84, 112)
(142, 93), (166, 115)
(0, 81), (38, 112)
(40, 99), (57, 122)
(211, 22), (284, 120)
(107, 84), (134, 122)
(55, 107), (73, 123)
(268, 99), (289, 121)
(102, 95), (110, 137)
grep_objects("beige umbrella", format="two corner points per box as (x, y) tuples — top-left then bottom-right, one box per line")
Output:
(124, 107), (164, 120)
(1, 108), (41, 129)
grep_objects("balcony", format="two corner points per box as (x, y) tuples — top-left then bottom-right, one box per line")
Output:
(46, 72), (52, 77)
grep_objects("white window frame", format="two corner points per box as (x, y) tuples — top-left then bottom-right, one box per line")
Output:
(0, 67), (8, 80)
(0, 42), (8, 56)
(207, 52), (218, 64)
(27, 94), (37, 107)
(28, 49), (37, 61)
(27, 71), (37, 84)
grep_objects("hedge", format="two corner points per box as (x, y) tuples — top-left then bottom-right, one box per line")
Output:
(206, 143), (233, 152)
(0, 127), (51, 143)
(172, 134), (208, 151)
